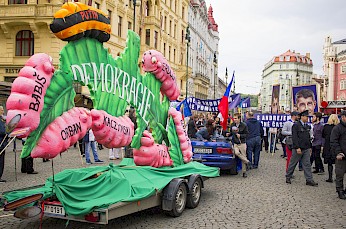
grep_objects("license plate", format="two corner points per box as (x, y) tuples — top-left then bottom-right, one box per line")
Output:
(44, 204), (65, 216)
(194, 148), (212, 154)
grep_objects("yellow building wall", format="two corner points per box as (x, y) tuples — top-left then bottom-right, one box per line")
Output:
(0, 0), (193, 101)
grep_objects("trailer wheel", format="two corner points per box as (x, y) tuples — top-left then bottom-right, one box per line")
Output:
(186, 178), (202, 209)
(168, 183), (187, 217)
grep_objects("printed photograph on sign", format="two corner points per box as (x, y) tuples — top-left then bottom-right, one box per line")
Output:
(292, 85), (318, 116)
(271, 85), (280, 114)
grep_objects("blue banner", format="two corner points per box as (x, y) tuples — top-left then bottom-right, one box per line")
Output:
(185, 95), (241, 112)
(255, 114), (329, 128)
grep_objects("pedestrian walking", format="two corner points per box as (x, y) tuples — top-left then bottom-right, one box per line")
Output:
(84, 129), (104, 165)
(281, 111), (299, 171)
(109, 148), (121, 160)
(322, 114), (339, 183)
(286, 110), (318, 186)
(311, 112), (325, 174)
(245, 112), (263, 169)
(330, 110), (346, 199)
(230, 113), (250, 178)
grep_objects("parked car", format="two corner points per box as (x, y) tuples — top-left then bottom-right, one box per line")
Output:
(191, 139), (240, 175)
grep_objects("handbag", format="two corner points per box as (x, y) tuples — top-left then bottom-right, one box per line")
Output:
(285, 136), (293, 150)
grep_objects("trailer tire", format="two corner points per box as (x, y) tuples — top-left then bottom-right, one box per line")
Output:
(186, 177), (202, 209)
(167, 183), (187, 217)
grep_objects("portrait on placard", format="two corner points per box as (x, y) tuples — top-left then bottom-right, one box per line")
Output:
(271, 85), (280, 114)
(292, 85), (318, 116)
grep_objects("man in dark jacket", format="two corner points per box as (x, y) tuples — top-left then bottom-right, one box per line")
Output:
(187, 115), (198, 138)
(286, 110), (318, 186)
(330, 110), (346, 199)
(245, 112), (263, 169)
(231, 113), (250, 177)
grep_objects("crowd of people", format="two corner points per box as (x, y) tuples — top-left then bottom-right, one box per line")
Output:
(188, 111), (263, 178)
(187, 109), (346, 200)
(1, 104), (345, 200)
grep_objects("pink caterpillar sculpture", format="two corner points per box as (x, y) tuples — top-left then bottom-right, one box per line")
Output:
(90, 109), (134, 148)
(31, 107), (91, 159)
(141, 50), (180, 101)
(6, 53), (55, 138)
(168, 108), (193, 163)
(133, 130), (173, 167)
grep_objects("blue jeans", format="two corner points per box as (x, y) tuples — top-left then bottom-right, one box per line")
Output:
(85, 141), (99, 163)
(246, 136), (262, 167)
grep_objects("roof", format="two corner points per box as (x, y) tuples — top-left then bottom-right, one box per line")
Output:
(273, 50), (313, 65)
(333, 38), (346, 45)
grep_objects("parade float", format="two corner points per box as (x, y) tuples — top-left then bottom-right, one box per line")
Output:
(0, 2), (219, 224)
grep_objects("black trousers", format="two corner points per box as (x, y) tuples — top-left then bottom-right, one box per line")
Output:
(262, 136), (269, 151)
(21, 156), (34, 173)
(335, 159), (346, 192)
(0, 150), (5, 178)
(312, 145), (324, 171)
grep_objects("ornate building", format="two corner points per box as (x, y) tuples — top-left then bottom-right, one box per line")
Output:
(323, 36), (346, 100)
(0, 0), (192, 105)
(260, 50), (313, 113)
(188, 0), (219, 100)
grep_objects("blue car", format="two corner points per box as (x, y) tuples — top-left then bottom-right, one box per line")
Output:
(191, 139), (241, 175)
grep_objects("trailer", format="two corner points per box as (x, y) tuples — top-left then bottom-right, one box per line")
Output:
(1, 160), (219, 224)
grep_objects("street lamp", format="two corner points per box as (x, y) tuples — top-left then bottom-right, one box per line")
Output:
(213, 52), (217, 99)
(132, 0), (141, 32)
(185, 26), (191, 99)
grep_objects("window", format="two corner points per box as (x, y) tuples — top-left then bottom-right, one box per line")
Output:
(163, 43), (166, 56)
(94, 2), (100, 9)
(145, 1), (149, 16)
(154, 31), (158, 49)
(174, 24), (176, 38)
(16, 30), (34, 56)
(341, 80), (346, 90)
(169, 20), (172, 35)
(173, 49), (176, 62)
(168, 46), (171, 61)
(118, 16), (122, 37)
(182, 7), (185, 20)
(145, 29), (150, 46)
(128, 21), (132, 30)
(164, 16), (167, 31)
(108, 10), (112, 22)
(181, 29), (184, 43)
(341, 65), (346, 74)
(8, 0), (27, 3)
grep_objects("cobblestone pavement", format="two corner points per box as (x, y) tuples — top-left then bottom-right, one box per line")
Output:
(0, 141), (345, 229)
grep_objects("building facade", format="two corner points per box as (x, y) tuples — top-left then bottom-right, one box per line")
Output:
(188, 0), (219, 100)
(323, 36), (346, 100)
(260, 50), (313, 113)
(0, 0), (204, 107)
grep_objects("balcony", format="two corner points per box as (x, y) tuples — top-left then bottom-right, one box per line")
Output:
(0, 4), (61, 19)
(143, 16), (161, 28)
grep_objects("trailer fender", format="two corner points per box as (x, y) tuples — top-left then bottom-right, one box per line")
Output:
(161, 178), (187, 211)
(187, 174), (204, 193)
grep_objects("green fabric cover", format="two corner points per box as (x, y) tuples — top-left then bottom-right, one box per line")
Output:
(4, 159), (219, 216)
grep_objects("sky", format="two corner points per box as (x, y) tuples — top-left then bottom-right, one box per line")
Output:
(206, 0), (345, 95)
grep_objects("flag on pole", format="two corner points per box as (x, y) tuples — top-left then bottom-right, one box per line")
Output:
(240, 97), (251, 108)
(176, 99), (192, 119)
(218, 71), (235, 130)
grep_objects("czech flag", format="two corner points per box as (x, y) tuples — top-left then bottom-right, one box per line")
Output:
(176, 99), (192, 120)
(218, 71), (235, 130)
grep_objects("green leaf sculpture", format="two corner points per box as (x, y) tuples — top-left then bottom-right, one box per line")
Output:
(167, 117), (184, 166)
(21, 30), (171, 158)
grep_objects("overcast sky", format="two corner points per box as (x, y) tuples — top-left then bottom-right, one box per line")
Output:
(206, 0), (345, 95)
